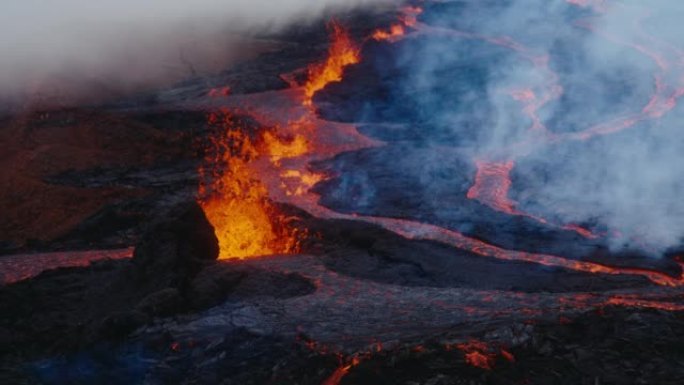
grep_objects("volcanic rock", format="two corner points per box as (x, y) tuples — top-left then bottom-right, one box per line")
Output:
(188, 264), (246, 310)
(0, 201), (223, 363)
(135, 288), (183, 317)
(98, 311), (151, 339)
(132, 201), (219, 292)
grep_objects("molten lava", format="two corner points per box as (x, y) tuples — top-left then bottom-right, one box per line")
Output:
(452, 340), (498, 370)
(467, 160), (517, 214)
(198, 110), (303, 259)
(262, 131), (309, 165)
(303, 21), (360, 106)
(371, 6), (423, 42)
(321, 365), (351, 385)
(198, 20), (366, 259)
(371, 24), (406, 41)
(464, 351), (494, 370)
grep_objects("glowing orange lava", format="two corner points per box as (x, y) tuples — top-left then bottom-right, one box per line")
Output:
(371, 24), (406, 41)
(281, 169), (325, 197)
(605, 296), (684, 311)
(262, 131), (309, 164)
(198, 110), (303, 259)
(467, 160), (517, 214)
(467, 159), (597, 238)
(464, 351), (494, 370)
(322, 363), (353, 385)
(453, 340), (497, 370)
(303, 21), (360, 106)
(198, 20), (366, 259)
(371, 6), (423, 42)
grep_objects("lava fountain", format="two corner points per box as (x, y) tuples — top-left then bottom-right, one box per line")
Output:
(198, 22), (362, 259)
(198, 110), (305, 259)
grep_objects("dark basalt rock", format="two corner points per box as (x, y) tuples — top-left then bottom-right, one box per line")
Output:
(188, 264), (246, 310)
(132, 201), (219, 292)
(0, 202), (220, 358)
(334, 307), (684, 385)
(135, 288), (183, 317)
(98, 311), (151, 340)
(0, 200), (317, 374)
(306, 218), (653, 293)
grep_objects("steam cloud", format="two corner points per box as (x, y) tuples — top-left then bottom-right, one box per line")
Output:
(0, 0), (395, 107)
(407, 0), (684, 253)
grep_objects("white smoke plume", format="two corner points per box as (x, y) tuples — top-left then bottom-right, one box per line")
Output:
(410, 0), (684, 253)
(0, 0), (396, 107)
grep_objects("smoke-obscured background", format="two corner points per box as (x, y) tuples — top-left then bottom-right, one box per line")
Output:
(0, 0), (396, 108)
(410, 0), (684, 253)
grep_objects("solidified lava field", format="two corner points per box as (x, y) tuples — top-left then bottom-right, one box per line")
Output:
(2, 1), (684, 384)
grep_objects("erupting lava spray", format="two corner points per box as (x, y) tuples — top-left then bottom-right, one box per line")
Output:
(198, 22), (363, 259)
(198, 110), (305, 259)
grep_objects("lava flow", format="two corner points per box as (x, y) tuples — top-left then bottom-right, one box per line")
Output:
(467, 160), (517, 214)
(467, 159), (598, 238)
(303, 21), (360, 106)
(371, 6), (423, 42)
(448, 340), (514, 370)
(198, 22), (364, 259)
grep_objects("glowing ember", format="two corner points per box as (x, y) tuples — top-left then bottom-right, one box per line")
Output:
(198, 110), (302, 259)
(322, 364), (352, 385)
(500, 348), (516, 363)
(303, 21), (360, 106)
(281, 169), (325, 197)
(454, 340), (496, 370)
(464, 351), (494, 370)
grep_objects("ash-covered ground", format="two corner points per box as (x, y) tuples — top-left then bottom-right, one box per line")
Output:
(2, 1), (684, 384)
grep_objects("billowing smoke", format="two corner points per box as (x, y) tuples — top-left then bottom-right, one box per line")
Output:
(0, 0), (396, 108)
(406, 0), (684, 253)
